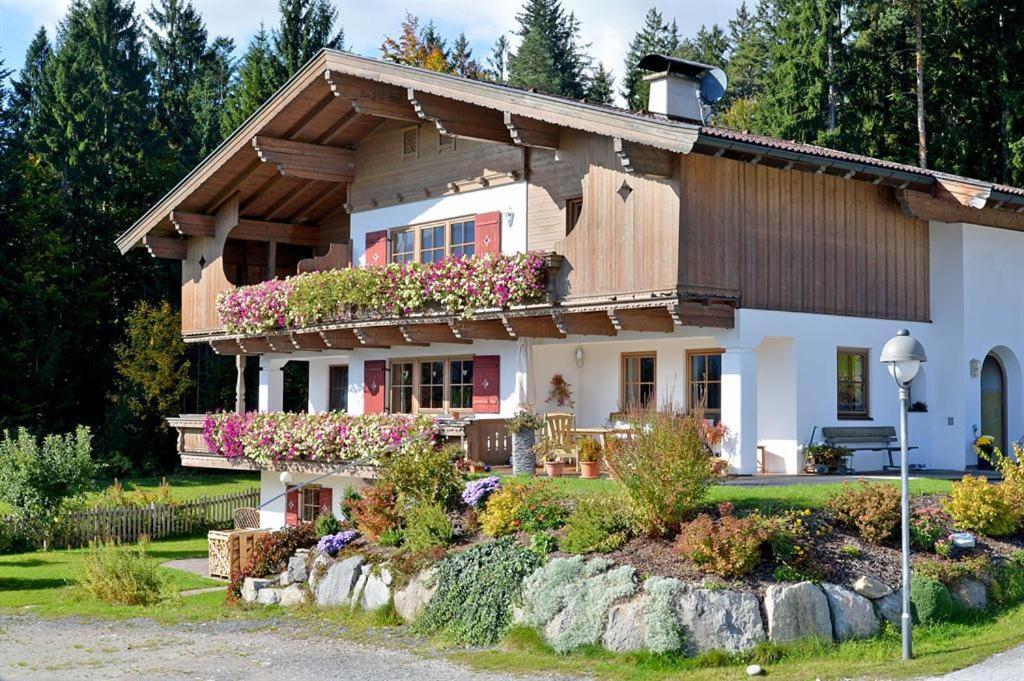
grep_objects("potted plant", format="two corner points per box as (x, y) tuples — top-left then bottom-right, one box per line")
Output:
(803, 443), (851, 474)
(578, 437), (602, 479)
(546, 374), (575, 409)
(468, 459), (488, 474)
(538, 440), (564, 477)
(507, 408), (545, 476)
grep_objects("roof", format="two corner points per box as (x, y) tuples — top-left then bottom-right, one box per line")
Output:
(117, 49), (1024, 253)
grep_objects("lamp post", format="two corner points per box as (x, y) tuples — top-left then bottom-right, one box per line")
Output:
(880, 329), (927, 661)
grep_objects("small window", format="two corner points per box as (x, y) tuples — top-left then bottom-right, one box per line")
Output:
(402, 126), (419, 159)
(450, 359), (474, 410)
(420, 225), (446, 264)
(391, 228), (415, 264)
(565, 196), (583, 235)
(438, 132), (456, 153)
(687, 350), (722, 419)
(622, 353), (656, 410)
(391, 362), (414, 414)
(328, 366), (348, 412)
(299, 486), (322, 523)
(838, 348), (870, 419)
(419, 360), (445, 410)
(450, 219), (475, 257)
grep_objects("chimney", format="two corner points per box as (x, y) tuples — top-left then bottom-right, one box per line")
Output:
(638, 54), (727, 124)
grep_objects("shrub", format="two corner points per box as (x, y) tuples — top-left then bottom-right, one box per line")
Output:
(349, 483), (401, 540)
(675, 510), (769, 578)
(228, 522), (318, 598)
(461, 476), (501, 508)
(910, 507), (949, 552)
(478, 481), (568, 536)
(378, 527), (404, 547)
(827, 480), (901, 543)
(506, 408), (545, 434)
(80, 541), (169, 605)
(602, 410), (713, 536)
(910, 576), (961, 625)
(90, 479), (174, 509)
(316, 530), (358, 557)
(643, 576), (683, 653)
(404, 502), (454, 553)
(559, 495), (631, 554)
(578, 437), (602, 464)
(415, 537), (542, 645)
(990, 552), (1024, 606)
(378, 441), (462, 510)
(530, 531), (558, 555)
(479, 482), (529, 537)
(913, 554), (991, 588)
(944, 475), (1022, 536)
(762, 508), (825, 575)
(315, 512), (343, 538)
(979, 442), (1024, 514)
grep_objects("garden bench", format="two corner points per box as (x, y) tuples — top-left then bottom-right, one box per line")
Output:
(820, 426), (918, 470)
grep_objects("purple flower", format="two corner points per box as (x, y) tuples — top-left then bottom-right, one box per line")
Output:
(317, 530), (358, 556)
(462, 476), (502, 507)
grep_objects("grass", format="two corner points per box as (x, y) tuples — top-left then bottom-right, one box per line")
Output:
(0, 535), (273, 623)
(86, 470), (259, 502)
(458, 605), (1024, 681)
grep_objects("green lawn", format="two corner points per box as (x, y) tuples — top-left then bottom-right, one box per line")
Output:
(87, 470), (259, 502)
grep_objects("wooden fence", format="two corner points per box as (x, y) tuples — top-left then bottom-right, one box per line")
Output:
(6, 488), (260, 549)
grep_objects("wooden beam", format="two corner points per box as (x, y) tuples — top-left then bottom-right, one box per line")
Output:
(613, 138), (675, 178)
(408, 89), (511, 144)
(318, 109), (363, 145)
(251, 136), (356, 183)
(170, 211), (215, 237)
(897, 189), (1024, 231)
(933, 177), (992, 209)
(319, 329), (358, 349)
(265, 334), (299, 353)
(205, 158), (263, 214)
(507, 315), (565, 339)
(607, 307), (675, 333)
(237, 337), (275, 354)
(504, 112), (560, 150)
(399, 323), (470, 345)
(672, 302), (735, 329)
(558, 310), (617, 336)
(282, 90), (337, 139)
(229, 219), (321, 246)
(210, 339), (244, 355)
(324, 71), (420, 122)
(449, 319), (514, 340)
(143, 235), (187, 259)
(354, 326), (426, 347)
(290, 332), (329, 351)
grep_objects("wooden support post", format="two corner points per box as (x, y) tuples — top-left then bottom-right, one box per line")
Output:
(235, 355), (246, 414)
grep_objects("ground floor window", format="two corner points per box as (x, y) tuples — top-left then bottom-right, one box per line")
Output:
(299, 486), (322, 523)
(390, 357), (474, 414)
(328, 365), (348, 412)
(837, 347), (870, 419)
(621, 353), (656, 410)
(687, 350), (722, 419)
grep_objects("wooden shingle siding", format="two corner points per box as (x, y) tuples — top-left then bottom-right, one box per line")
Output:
(678, 154), (930, 321)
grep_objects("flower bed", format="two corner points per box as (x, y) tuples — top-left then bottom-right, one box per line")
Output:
(202, 412), (437, 467)
(217, 252), (548, 335)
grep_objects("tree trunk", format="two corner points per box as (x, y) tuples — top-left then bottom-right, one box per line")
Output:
(915, 0), (927, 168)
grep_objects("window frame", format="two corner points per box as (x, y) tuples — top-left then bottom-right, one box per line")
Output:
(686, 348), (724, 419)
(438, 132), (456, 153)
(837, 347), (871, 420)
(389, 355), (475, 414)
(565, 196), (583, 235)
(298, 485), (322, 523)
(328, 365), (349, 412)
(620, 352), (657, 411)
(401, 125), (419, 160)
(387, 215), (476, 265)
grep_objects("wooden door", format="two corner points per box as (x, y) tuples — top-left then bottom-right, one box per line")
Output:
(980, 354), (1006, 468)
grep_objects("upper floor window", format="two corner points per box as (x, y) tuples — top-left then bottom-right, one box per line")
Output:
(687, 350), (722, 419)
(390, 357), (474, 414)
(450, 219), (475, 257)
(402, 126), (419, 160)
(438, 132), (456, 153)
(566, 196), (583, 235)
(391, 229), (415, 264)
(389, 217), (476, 265)
(328, 365), (348, 412)
(838, 348), (870, 419)
(621, 353), (656, 410)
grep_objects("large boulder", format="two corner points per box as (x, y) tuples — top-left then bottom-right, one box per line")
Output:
(764, 582), (833, 643)
(873, 588), (904, 626)
(279, 583), (307, 607)
(952, 580), (988, 610)
(602, 597), (646, 653)
(308, 553), (331, 594)
(256, 587), (281, 605)
(241, 577), (276, 603)
(853, 575), (892, 600)
(287, 554), (308, 584)
(394, 569), (437, 623)
(822, 583), (879, 641)
(674, 586), (766, 654)
(314, 555), (365, 607)
(360, 567), (393, 611)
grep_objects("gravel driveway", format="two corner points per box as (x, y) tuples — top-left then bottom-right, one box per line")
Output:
(0, 615), (578, 681)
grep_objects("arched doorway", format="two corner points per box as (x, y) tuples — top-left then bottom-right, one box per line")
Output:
(980, 353), (1007, 469)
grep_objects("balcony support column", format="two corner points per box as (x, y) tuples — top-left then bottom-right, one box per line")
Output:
(258, 357), (288, 412)
(721, 347), (759, 475)
(235, 355), (246, 414)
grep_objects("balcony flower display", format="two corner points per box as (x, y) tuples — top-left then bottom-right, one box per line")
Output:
(202, 411), (438, 467)
(216, 252), (548, 335)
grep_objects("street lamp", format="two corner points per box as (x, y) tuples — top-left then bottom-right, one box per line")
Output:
(880, 329), (927, 661)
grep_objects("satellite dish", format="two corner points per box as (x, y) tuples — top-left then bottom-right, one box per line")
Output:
(699, 67), (728, 105)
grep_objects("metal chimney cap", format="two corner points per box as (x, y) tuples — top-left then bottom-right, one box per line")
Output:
(638, 54), (721, 78)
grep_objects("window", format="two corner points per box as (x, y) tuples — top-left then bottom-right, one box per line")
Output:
(450, 219), (475, 257)
(299, 486), (322, 523)
(438, 132), (456, 153)
(838, 348), (870, 419)
(402, 126), (419, 160)
(390, 357), (475, 413)
(687, 350), (723, 419)
(420, 225), (446, 264)
(391, 361), (414, 414)
(391, 229), (415, 264)
(621, 353), (656, 410)
(566, 196), (583, 235)
(328, 366), (348, 412)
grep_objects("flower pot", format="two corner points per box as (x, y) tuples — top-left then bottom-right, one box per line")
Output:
(469, 462), (487, 474)
(579, 461), (601, 479)
(804, 463), (828, 475)
(511, 430), (537, 475)
(544, 461), (565, 477)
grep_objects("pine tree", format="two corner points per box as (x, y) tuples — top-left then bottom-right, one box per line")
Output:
(191, 36), (235, 156)
(676, 24), (730, 67)
(451, 32), (486, 79)
(507, 0), (590, 99)
(381, 13), (450, 72)
(488, 35), (511, 82)
(586, 63), (615, 104)
(726, 1), (773, 103)
(220, 25), (278, 136)
(8, 28), (50, 142)
(621, 8), (677, 111)
(274, 0), (343, 81)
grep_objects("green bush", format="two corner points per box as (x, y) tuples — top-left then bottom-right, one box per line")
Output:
(404, 502), (453, 553)
(79, 541), (170, 605)
(530, 531), (558, 555)
(315, 512), (343, 537)
(602, 410), (713, 536)
(910, 507), (949, 551)
(478, 481), (568, 537)
(913, 554), (990, 588)
(643, 576), (683, 653)
(827, 480), (901, 543)
(990, 552), (1024, 606)
(559, 495), (630, 554)
(378, 442), (462, 510)
(675, 511), (769, 578)
(944, 475), (1021, 536)
(911, 575), (961, 625)
(350, 484), (401, 540)
(228, 522), (318, 599)
(416, 537), (542, 645)
(378, 527), (404, 547)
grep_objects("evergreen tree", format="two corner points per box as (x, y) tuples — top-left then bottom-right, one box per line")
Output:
(507, 0), (590, 99)
(586, 63), (615, 104)
(488, 35), (511, 82)
(676, 24), (730, 67)
(8, 28), (50, 143)
(190, 36), (235, 156)
(221, 25), (277, 136)
(621, 8), (677, 111)
(274, 0), (344, 81)
(451, 32), (486, 79)
(726, 1), (773, 103)
(381, 13), (450, 71)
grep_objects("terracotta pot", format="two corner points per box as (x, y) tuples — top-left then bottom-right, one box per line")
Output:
(579, 461), (601, 479)
(544, 461), (564, 477)
(469, 463), (487, 474)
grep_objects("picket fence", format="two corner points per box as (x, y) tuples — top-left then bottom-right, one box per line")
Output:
(7, 488), (260, 549)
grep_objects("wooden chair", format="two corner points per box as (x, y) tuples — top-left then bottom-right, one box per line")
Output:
(545, 412), (579, 472)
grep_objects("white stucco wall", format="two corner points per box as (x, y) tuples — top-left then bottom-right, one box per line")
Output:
(258, 469), (369, 529)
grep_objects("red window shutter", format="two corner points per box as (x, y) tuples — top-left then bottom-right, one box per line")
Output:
(285, 486), (299, 527)
(363, 360), (387, 414)
(318, 487), (333, 517)
(474, 212), (501, 255)
(473, 355), (500, 414)
(365, 230), (388, 267)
